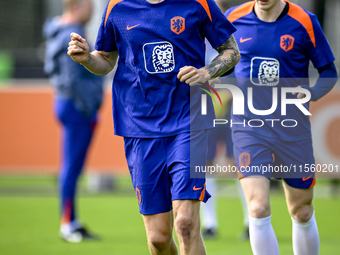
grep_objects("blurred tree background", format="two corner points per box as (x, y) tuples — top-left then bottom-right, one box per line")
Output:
(0, 0), (338, 80)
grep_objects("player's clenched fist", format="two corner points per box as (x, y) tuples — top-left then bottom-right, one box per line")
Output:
(178, 66), (210, 86)
(67, 33), (90, 64)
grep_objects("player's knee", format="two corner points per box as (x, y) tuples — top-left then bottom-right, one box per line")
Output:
(290, 204), (313, 223)
(248, 200), (271, 218)
(174, 216), (195, 240)
(148, 233), (172, 252)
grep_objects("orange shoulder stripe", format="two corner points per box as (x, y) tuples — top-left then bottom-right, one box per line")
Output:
(104, 0), (123, 27)
(196, 0), (212, 22)
(287, 1), (316, 47)
(227, 1), (254, 23)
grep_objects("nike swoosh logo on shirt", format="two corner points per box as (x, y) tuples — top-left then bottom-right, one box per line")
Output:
(193, 186), (203, 191)
(127, 24), (140, 30)
(240, 37), (253, 43)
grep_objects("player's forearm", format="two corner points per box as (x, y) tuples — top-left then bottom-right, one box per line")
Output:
(82, 51), (118, 76)
(303, 62), (338, 101)
(203, 35), (240, 79)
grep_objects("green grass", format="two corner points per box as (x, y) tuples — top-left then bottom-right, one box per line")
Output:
(0, 176), (339, 255)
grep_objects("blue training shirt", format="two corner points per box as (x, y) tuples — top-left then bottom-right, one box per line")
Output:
(225, 1), (335, 141)
(95, 0), (236, 138)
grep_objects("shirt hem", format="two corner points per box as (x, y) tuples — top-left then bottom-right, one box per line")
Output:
(232, 129), (312, 142)
(114, 125), (214, 138)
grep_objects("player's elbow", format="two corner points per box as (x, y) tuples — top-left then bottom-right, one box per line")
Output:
(97, 68), (113, 76)
(234, 47), (241, 66)
(223, 49), (239, 76)
(225, 45), (240, 69)
(90, 51), (117, 75)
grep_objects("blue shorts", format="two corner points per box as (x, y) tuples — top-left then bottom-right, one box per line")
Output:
(233, 131), (316, 189)
(124, 130), (211, 215)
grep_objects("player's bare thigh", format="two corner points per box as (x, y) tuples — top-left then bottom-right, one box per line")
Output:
(172, 200), (201, 236)
(240, 176), (271, 218)
(143, 211), (176, 253)
(283, 181), (314, 223)
(172, 199), (206, 254)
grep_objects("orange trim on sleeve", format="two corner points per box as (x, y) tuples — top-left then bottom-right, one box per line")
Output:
(196, 0), (212, 22)
(286, 1), (316, 47)
(199, 183), (206, 201)
(104, 0), (123, 27)
(227, 1), (255, 23)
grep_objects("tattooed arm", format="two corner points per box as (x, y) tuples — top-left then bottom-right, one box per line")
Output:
(177, 35), (240, 86)
(205, 35), (240, 78)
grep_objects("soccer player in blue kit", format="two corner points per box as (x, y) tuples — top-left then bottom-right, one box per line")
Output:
(225, 0), (338, 254)
(68, 0), (240, 254)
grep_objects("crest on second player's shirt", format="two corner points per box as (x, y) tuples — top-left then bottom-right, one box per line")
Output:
(280, 35), (295, 52)
(251, 57), (280, 86)
(143, 41), (175, 73)
(171, 16), (185, 35)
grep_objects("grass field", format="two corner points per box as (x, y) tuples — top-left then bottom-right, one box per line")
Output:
(0, 176), (339, 255)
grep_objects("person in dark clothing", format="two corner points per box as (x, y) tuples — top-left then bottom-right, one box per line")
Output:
(43, 0), (103, 243)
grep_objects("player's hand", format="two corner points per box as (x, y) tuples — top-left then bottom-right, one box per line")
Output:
(67, 33), (91, 64)
(292, 85), (308, 105)
(209, 77), (221, 86)
(178, 66), (210, 86)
